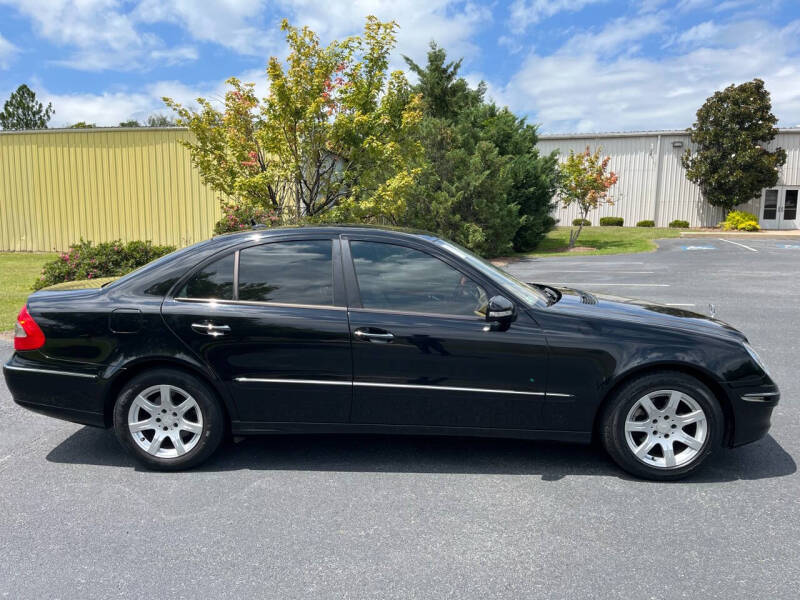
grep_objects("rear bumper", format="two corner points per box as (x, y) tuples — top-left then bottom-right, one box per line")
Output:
(727, 385), (780, 447)
(3, 359), (107, 428)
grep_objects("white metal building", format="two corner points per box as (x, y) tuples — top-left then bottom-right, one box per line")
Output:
(537, 128), (800, 229)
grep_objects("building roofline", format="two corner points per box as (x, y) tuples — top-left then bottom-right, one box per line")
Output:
(0, 126), (186, 135)
(4, 125), (800, 139)
(538, 127), (800, 140)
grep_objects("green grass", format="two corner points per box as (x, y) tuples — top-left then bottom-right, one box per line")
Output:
(0, 253), (57, 331)
(519, 226), (683, 258)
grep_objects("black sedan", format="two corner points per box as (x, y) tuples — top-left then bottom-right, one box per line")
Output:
(3, 226), (779, 479)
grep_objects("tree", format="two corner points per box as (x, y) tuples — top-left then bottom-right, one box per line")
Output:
(146, 114), (176, 127)
(557, 147), (618, 248)
(403, 44), (558, 256)
(119, 119), (141, 127)
(0, 84), (53, 130)
(682, 79), (786, 215)
(68, 121), (96, 128)
(403, 43), (482, 120)
(165, 17), (423, 229)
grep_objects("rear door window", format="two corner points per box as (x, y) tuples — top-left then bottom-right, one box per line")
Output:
(237, 240), (333, 306)
(178, 252), (235, 300)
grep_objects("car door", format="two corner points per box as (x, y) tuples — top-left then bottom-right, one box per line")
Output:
(161, 236), (353, 425)
(342, 235), (549, 431)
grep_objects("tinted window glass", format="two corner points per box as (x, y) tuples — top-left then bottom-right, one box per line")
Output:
(350, 241), (487, 316)
(180, 252), (235, 300)
(238, 240), (333, 305)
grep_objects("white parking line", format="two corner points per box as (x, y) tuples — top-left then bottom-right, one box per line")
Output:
(540, 270), (656, 274)
(551, 283), (670, 287)
(718, 238), (758, 252)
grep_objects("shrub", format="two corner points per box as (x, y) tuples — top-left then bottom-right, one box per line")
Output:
(599, 216), (624, 226)
(669, 219), (690, 228)
(722, 210), (759, 231)
(636, 220), (655, 227)
(737, 220), (760, 231)
(34, 239), (175, 290)
(572, 218), (591, 227)
(213, 201), (279, 235)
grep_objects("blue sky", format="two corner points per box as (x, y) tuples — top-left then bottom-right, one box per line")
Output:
(1, 0), (799, 132)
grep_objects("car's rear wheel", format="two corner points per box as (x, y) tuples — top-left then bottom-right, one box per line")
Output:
(113, 369), (224, 470)
(600, 371), (723, 480)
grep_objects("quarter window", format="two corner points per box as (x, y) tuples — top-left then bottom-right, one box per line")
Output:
(238, 240), (333, 305)
(349, 241), (488, 317)
(179, 252), (235, 300)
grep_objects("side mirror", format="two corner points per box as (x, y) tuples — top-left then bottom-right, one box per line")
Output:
(486, 295), (516, 325)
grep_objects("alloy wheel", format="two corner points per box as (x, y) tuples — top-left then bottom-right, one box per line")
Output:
(127, 384), (204, 459)
(624, 389), (708, 469)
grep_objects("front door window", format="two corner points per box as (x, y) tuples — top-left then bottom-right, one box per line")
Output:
(349, 241), (488, 317)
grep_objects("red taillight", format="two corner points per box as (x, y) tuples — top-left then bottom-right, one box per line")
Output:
(14, 305), (46, 351)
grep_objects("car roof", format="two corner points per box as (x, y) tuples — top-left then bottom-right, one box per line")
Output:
(210, 224), (441, 246)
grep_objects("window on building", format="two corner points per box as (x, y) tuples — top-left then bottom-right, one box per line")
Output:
(784, 190), (798, 221)
(763, 189), (778, 220)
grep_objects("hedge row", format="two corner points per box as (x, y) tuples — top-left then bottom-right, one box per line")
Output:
(34, 239), (175, 290)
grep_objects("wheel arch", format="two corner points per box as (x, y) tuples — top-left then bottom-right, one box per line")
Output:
(102, 358), (235, 428)
(591, 362), (734, 446)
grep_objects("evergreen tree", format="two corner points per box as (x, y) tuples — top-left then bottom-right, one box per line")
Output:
(403, 44), (558, 256)
(0, 84), (53, 130)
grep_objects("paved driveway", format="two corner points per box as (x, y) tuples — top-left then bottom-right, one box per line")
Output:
(1, 237), (798, 599)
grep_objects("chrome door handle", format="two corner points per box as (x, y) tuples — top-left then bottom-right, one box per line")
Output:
(191, 323), (231, 337)
(353, 329), (394, 342)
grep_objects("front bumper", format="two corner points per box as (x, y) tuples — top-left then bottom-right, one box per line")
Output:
(727, 385), (780, 447)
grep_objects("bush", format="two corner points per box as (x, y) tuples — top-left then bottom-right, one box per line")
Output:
(669, 219), (690, 228)
(599, 216), (624, 226)
(722, 210), (760, 231)
(214, 201), (279, 235)
(636, 220), (655, 227)
(737, 220), (760, 231)
(34, 239), (175, 290)
(572, 218), (591, 227)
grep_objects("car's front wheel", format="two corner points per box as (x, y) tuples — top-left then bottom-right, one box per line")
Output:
(600, 371), (724, 480)
(113, 368), (224, 470)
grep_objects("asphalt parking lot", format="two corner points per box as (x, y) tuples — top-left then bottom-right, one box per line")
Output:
(1, 236), (798, 599)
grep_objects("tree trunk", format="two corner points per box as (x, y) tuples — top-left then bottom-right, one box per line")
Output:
(569, 209), (589, 249)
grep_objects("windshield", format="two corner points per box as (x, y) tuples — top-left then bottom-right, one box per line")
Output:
(430, 238), (547, 307)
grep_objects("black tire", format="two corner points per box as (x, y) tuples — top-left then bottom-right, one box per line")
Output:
(600, 371), (724, 481)
(113, 368), (225, 471)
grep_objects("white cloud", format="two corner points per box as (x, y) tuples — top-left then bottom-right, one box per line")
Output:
(278, 0), (491, 69)
(675, 20), (719, 45)
(0, 33), (18, 69)
(567, 14), (666, 54)
(502, 17), (800, 133)
(133, 0), (277, 55)
(45, 90), (155, 127)
(507, 0), (606, 34)
(0, 0), (198, 71)
(44, 67), (270, 127)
